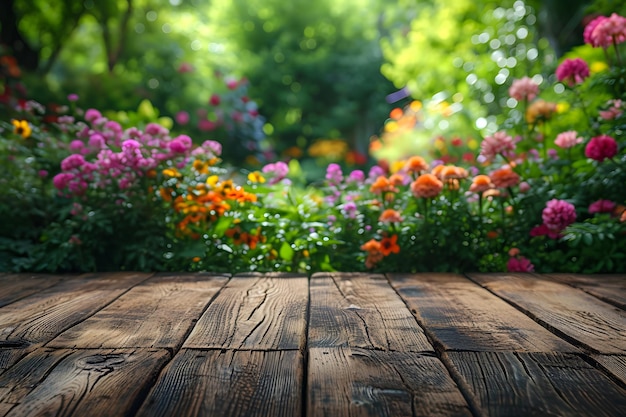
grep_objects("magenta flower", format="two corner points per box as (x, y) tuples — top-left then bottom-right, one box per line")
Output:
(542, 199), (577, 232)
(61, 154), (86, 171)
(52, 172), (74, 190)
(169, 135), (192, 154)
(478, 131), (517, 163)
(67, 93), (79, 102)
(555, 58), (590, 87)
(507, 256), (535, 272)
(209, 94), (221, 106)
(585, 135), (618, 161)
(588, 199), (616, 214)
(554, 131), (583, 149)
(508, 76), (539, 101)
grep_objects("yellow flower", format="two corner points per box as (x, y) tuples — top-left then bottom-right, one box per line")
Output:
(247, 171), (266, 183)
(162, 168), (181, 178)
(206, 175), (219, 187)
(12, 120), (32, 139)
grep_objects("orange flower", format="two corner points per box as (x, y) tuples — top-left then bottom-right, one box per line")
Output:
(404, 156), (429, 174)
(379, 209), (403, 223)
(388, 173), (407, 186)
(410, 174), (443, 198)
(526, 100), (557, 124)
(489, 166), (520, 188)
(469, 175), (494, 193)
(440, 165), (468, 180)
(369, 176), (398, 194)
(361, 239), (382, 253)
(379, 234), (400, 256)
(431, 164), (445, 179)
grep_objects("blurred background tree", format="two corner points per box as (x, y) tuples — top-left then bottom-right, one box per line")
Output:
(2, 0), (620, 170)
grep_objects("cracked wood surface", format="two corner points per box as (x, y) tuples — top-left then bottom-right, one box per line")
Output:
(0, 272), (625, 416)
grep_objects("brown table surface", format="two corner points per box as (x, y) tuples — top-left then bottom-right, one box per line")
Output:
(1, 271), (625, 416)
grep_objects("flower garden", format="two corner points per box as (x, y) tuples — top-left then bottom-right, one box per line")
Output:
(1, 9), (625, 275)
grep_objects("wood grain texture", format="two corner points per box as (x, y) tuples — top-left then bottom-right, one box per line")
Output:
(48, 273), (228, 349)
(0, 274), (67, 308)
(389, 273), (577, 352)
(136, 349), (302, 417)
(593, 355), (626, 386)
(446, 351), (626, 417)
(308, 347), (472, 417)
(468, 273), (626, 354)
(183, 274), (308, 350)
(0, 272), (150, 346)
(309, 273), (433, 352)
(2, 348), (170, 417)
(545, 273), (626, 310)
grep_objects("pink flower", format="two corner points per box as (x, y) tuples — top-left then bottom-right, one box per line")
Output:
(586, 13), (626, 48)
(262, 161), (289, 184)
(542, 199), (576, 232)
(61, 154), (86, 171)
(347, 170), (365, 183)
(588, 199), (616, 214)
(85, 108), (102, 123)
(52, 172), (74, 190)
(177, 62), (194, 73)
(554, 131), (583, 148)
(584, 15), (608, 46)
(599, 99), (623, 120)
(507, 256), (535, 272)
(69, 140), (84, 152)
(555, 58), (590, 87)
(508, 76), (539, 101)
(198, 119), (217, 131)
(479, 131), (516, 163)
(175, 111), (190, 125)
(325, 163), (343, 185)
(585, 135), (618, 161)
(67, 93), (79, 102)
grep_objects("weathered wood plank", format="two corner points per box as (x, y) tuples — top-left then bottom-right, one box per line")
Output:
(0, 272), (150, 347)
(309, 273), (433, 352)
(308, 347), (472, 417)
(48, 273), (228, 349)
(593, 355), (626, 386)
(183, 274), (308, 350)
(446, 351), (626, 417)
(0, 274), (67, 308)
(388, 273), (577, 352)
(136, 349), (302, 417)
(545, 273), (626, 310)
(0, 349), (29, 377)
(1, 348), (170, 417)
(468, 273), (626, 354)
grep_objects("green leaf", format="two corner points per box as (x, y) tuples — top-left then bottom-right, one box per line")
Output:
(279, 241), (294, 261)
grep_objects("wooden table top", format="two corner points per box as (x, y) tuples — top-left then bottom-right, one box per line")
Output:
(0, 271), (625, 416)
